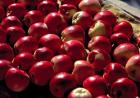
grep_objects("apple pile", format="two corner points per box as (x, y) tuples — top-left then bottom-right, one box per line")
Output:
(0, 0), (140, 98)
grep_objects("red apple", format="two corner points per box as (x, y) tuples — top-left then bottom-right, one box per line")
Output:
(51, 54), (74, 73)
(29, 61), (54, 86)
(93, 10), (117, 26)
(37, 0), (57, 16)
(0, 43), (14, 61)
(6, 26), (26, 45)
(63, 40), (87, 61)
(113, 20), (133, 38)
(44, 12), (67, 35)
(12, 52), (35, 71)
(5, 67), (30, 92)
(72, 11), (93, 30)
(0, 25), (6, 43)
(78, 0), (101, 16)
(61, 25), (85, 43)
(113, 43), (139, 65)
(88, 20), (112, 38)
(28, 22), (49, 40)
(34, 47), (54, 61)
(7, 3), (27, 20)
(87, 49), (111, 74)
(88, 36), (112, 53)
(83, 75), (108, 98)
(49, 72), (77, 98)
(14, 36), (38, 54)
(125, 54), (140, 82)
(0, 6), (5, 22)
(96, 95), (110, 98)
(23, 10), (44, 27)
(68, 87), (92, 98)
(0, 60), (12, 80)
(110, 77), (138, 98)
(72, 60), (95, 85)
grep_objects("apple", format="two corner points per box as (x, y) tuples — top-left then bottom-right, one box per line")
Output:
(49, 72), (77, 98)
(7, 3), (27, 20)
(0, 6), (5, 22)
(44, 12), (67, 35)
(68, 87), (92, 98)
(0, 60), (12, 80)
(63, 40), (87, 61)
(87, 49), (111, 74)
(0, 43), (14, 61)
(113, 43), (139, 65)
(14, 36), (38, 54)
(88, 36), (112, 53)
(34, 47), (54, 61)
(39, 34), (63, 54)
(83, 75), (108, 98)
(96, 95), (110, 98)
(51, 54), (74, 73)
(5, 67), (30, 92)
(23, 10), (44, 27)
(12, 52), (35, 71)
(103, 62), (128, 86)
(37, 0), (57, 16)
(93, 10), (117, 26)
(57, 0), (81, 6)
(125, 54), (140, 82)
(113, 20), (133, 38)
(1, 16), (22, 29)
(0, 25), (6, 43)
(61, 25), (85, 43)
(110, 77), (138, 98)
(72, 11), (93, 30)
(29, 61), (54, 86)
(78, 0), (101, 16)
(6, 26), (26, 45)
(72, 60), (95, 85)
(88, 20), (112, 38)
(28, 22), (49, 40)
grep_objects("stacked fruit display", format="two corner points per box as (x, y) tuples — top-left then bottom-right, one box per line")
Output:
(0, 0), (139, 98)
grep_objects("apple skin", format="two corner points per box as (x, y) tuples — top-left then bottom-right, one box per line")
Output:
(37, 0), (57, 16)
(113, 20), (133, 38)
(0, 43), (14, 61)
(34, 47), (54, 61)
(93, 10), (117, 26)
(88, 20), (112, 38)
(83, 75), (108, 98)
(87, 49), (111, 74)
(63, 40), (87, 61)
(72, 60), (95, 85)
(113, 43), (139, 65)
(1, 16), (22, 29)
(5, 67), (30, 92)
(51, 54), (74, 73)
(78, 0), (101, 16)
(44, 12), (67, 35)
(23, 10), (44, 27)
(28, 22), (49, 40)
(14, 36), (38, 54)
(7, 3), (27, 20)
(125, 54), (140, 82)
(103, 62), (128, 86)
(0, 25), (6, 43)
(39, 34), (63, 54)
(0, 6), (5, 22)
(72, 11), (93, 30)
(49, 72), (77, 98)
(88, 36), (112, 53)
(12, 52), (35, 71)
(0, 60), (12, 80)
(29, 61), (54, 86)
(61, 25), (85, 43)
(110, 78), (138, 98)
(96, 95), (110, 98)
(68, 87), (92, 98)
(6, 26), (26, 45)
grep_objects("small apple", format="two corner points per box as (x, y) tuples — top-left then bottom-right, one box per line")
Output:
(5, 67), (30, 92)
(68, 87), (92, 98)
